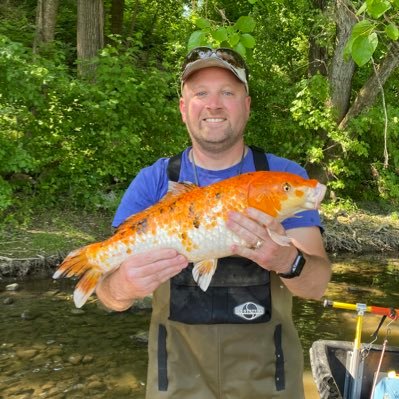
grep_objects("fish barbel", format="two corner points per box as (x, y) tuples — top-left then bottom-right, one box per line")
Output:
(53, 171), (326, 308)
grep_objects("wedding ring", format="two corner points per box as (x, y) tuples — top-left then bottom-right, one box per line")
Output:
(254, 240), (263, 249)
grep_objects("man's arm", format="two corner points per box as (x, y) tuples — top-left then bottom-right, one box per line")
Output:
(227, 207), (331, 300)
(95, 248), (188, 311)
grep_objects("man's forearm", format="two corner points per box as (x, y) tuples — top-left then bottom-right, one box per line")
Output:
(281, 253), (331, 299)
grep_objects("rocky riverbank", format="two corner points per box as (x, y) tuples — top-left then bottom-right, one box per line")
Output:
(1, 207), (398, 280)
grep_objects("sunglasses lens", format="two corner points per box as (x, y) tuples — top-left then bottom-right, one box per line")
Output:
(215, 48), (246, 69)
(182, 47), (247, 74)
(182, 47), (213, 70)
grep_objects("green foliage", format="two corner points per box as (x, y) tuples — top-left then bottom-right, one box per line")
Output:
(344, 0), (399, 66)
(2, 0), (399, 218)
(186, 1), (257, 56)
(0, 36), (186, 215)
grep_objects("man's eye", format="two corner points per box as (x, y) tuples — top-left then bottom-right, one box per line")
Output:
(222, 91), (233, 96)
(196, 91), (207, 97)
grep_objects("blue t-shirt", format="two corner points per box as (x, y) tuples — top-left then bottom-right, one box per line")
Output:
(112, 147), (322, 230)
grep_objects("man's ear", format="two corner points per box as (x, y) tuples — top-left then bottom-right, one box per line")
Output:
(179, 97), (186, 123)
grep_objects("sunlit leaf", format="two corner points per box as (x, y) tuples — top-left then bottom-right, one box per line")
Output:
(187, 31), (206, 50)
(352, 20), (375, 37)
(233, 42), (247, 57)
(194, 17), (211, 29)
(351, 32), (378, 66)
(240, 33), (256, 48)
(356, 2), (368, 15)
(229, 32), (241, 46)
(212, 27), (228, 43)
(234, 16), (256, 33)
(366, 0), (391, 18)
(385, 23), (399, 40)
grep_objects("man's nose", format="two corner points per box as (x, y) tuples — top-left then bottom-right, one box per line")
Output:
(205, 93), (223, 109)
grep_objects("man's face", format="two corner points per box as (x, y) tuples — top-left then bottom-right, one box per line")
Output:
(179, 67), (251, 153)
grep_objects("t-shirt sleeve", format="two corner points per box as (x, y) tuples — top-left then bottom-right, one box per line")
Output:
(112, 159), (169, 228)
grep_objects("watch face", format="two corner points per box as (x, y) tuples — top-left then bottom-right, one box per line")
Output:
(278, 251), (306, 279)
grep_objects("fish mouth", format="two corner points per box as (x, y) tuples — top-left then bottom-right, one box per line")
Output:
(308, 182), (327, 209)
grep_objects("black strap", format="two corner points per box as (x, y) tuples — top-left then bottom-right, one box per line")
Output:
(167, 152), (183, 182)
(167, 145), (269, 182)
(274, 323), (285, 391)
(250, 145), (269, 171)
(157, 324), (168, 391)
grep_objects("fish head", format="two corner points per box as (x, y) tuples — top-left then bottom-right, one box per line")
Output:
(247, 172), (327, 221)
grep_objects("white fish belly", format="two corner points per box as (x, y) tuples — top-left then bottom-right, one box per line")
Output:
(93, 218), (244, 269)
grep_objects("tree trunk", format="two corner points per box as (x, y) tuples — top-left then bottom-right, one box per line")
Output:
(77, 0), (104, 79)
(339, 41), (399, 129)
(308, 0), (328, 77)
(128, 0), (140, 38)
(110, 0), (124, 36)
(33, 0), (59, 53)
(329, 0), (356, 123)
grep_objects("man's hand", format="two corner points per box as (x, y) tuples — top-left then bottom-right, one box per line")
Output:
(226, 207), (332, 299)
(226, 207), (297, 274)
(96, 248), (188, 311)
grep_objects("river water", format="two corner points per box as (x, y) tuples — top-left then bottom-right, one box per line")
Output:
(1, 254), (398, 399)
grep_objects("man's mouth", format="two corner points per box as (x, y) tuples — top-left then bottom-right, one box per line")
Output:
(203, 118), (226, 123)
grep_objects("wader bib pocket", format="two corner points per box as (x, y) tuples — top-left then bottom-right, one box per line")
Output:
(169, 257), (271, 324)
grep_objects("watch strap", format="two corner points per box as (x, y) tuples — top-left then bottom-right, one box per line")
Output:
(277, 249), (306, 279)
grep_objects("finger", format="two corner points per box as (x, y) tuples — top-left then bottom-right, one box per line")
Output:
(246, 208), (284, 233)
(227, 211), (268, 244)
(126, 253), (188, 279)
(127, 248), (183, 268)
(230, 243), (261, 263)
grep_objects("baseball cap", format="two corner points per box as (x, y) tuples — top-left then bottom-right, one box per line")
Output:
(181, 47), (249, 93)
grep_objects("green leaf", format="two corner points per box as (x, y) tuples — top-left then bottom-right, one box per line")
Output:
(352, 20), (375, 37)
(233, 42), (247, 57)
(343, 36), (356, 61)
(234, 16), (256, 33)
(351, 32), (378, 66)
(194, 17), (211, 29)
(366, 0), (391, 18)
(385, 23), (399, 40)
(187, 31), (206, 51)
(356, 2), (368, 15)
(392, 0), (399, 8)
(248, 0), (257, 4)
(240, 33), (256, 48)
(212, 27), (228, 43)
(229, 32), (241, 46)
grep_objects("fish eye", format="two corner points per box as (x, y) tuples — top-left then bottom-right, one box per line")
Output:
(283, 183), (291, 192)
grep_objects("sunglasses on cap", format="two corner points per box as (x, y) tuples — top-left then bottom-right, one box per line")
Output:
(182, 47), (248, 75)
(181, 47), (249, 92)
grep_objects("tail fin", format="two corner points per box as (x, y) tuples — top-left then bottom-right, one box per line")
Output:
(53, 245), (103, 308)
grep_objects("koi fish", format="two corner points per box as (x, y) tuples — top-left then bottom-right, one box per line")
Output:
(53, 171), (326, 308)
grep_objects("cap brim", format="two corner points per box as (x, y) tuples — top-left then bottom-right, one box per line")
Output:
(181, 58), (248, 93)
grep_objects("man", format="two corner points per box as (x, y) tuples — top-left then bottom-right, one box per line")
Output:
(96, 47), (331, 399)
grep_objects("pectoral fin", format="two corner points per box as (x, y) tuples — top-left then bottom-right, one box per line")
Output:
(267, 228), (292, 247)
(192, 259), (218, 291)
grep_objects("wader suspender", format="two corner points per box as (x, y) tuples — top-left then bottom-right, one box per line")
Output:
(167, 145), (269, 182)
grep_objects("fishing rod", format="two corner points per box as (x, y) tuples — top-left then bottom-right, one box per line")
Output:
(323, 299), (399, 399)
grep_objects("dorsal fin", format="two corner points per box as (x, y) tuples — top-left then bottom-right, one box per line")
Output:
(114, 181), (197, 234)
(167, 180), (197, 195)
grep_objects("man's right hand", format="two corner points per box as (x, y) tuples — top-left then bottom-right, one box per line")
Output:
(95, 248), (189, 311)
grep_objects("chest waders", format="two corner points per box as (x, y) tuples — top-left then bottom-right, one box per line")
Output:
(145, 147), (305, 399)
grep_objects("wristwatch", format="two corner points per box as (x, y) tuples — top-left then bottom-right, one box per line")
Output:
(277, 249), (306, 279)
